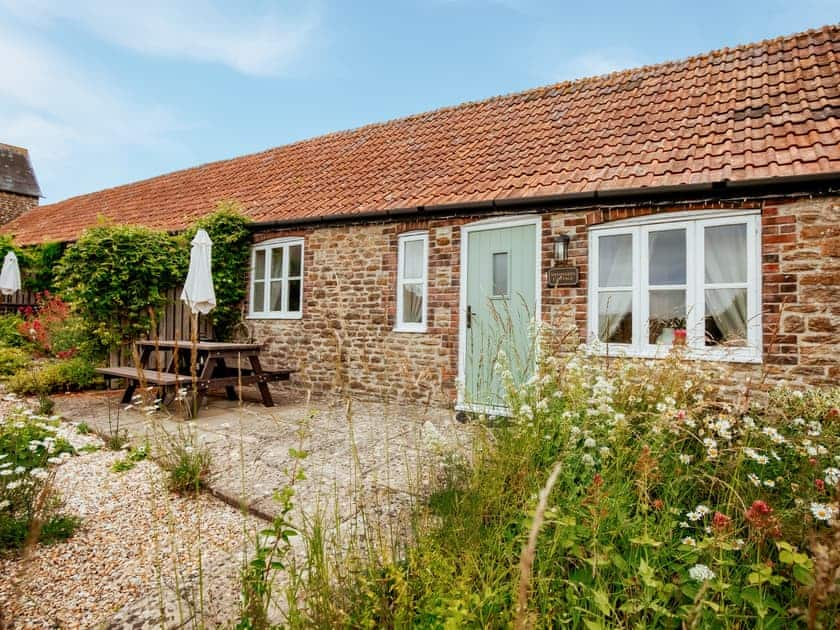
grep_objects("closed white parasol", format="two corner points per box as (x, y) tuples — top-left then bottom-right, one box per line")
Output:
(0, 251), (21, 296)
(181, 229), (216, 314)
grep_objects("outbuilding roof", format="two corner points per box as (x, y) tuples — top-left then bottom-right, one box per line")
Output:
(5, 24), (840, 245)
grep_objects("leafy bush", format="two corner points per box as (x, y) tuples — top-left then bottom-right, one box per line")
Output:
(21, 242), (65, 293)
(0, 347), (30, 376)
(0, 407), (78, 551)
(0, 314), (26, 347)
(56, 223), (185, 348)
(183, 203), (251, 340)
(7, 357), (99, 395)
(288, 352), (840, 628)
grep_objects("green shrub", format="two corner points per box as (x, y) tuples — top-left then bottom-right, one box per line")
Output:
(0, 314), (26, 347)
(156, 426), (211, 494)
(7, 357), (99, 395)
(287, 352), (840, 628)
(56, 223), (186, 348)
(0, 347), (30, 376)
(0, 407), (77, 551)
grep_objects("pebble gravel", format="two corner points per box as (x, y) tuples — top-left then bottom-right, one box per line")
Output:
(0, 403), (261, 629)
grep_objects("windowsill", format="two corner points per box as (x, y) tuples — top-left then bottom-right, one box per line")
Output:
(586, 344), (762, 364)
(247, 312), (303, 320)
(394, 325), (427, 334)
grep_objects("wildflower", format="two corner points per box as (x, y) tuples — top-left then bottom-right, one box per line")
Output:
(583, 437), (597, 449)
(13, 466), (24, 475)
(742, 416), (756, 430)
(810, 503), (836, 522)
(747, 473), (761, 486)
(815, 479), (825, 492)
(733, 538), (745, 550)
(678, 454), (693, 465)
(6, 480), (21, 490)
(825, 467), (840, 487)
(581, 454), (595, 467)
(652, 499), (664, 510)
(681, 536), (697, 546)
(688, 564), (716, 582)
(29, 467), (48, 480)
(679, 521), (690, 528)
(0, 499), (9, 510)
(598, 446), (611, 458)
(792, 390), (804, 399)
(763, 479), (776, 488)
(712, 511), (732, 531)
(806, 421), (822, 437)
(519, 404), (533, 420)
(745, 500), (781, 538)
(792, 417), (805, 427)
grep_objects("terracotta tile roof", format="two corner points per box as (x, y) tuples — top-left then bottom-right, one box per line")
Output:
(6, 25), (840, 245)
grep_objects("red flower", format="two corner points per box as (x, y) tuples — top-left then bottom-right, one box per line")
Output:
(652, 499), (664, 511)
(815, 479), (825, 492)
(745, 500), (781, 539)
(593, 473), (603, 487)
(712, 511), (732, 531)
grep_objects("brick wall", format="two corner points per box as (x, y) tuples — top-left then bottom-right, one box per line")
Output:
(248, 195), (839, 407)
(0, 190), (36, 226)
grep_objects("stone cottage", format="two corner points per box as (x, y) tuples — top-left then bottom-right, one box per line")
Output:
(3, 25), (839, 411)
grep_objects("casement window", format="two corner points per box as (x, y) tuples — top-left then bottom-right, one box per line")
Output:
(249, 238), (304, 319)
(587, 210), (762, 362)
(395, 232), (429, 332)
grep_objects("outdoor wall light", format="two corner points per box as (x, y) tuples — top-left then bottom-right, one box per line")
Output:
(554, 234), (571, 262)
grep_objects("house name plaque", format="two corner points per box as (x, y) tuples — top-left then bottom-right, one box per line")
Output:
(547, 265), (579, 287)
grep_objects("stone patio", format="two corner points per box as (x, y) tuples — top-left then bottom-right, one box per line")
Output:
(54, 385), (474, 536)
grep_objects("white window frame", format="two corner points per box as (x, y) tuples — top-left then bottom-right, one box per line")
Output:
(248, 237), (304, 319)
(395, 231), (429, 333)
(587, 209), (762, 363)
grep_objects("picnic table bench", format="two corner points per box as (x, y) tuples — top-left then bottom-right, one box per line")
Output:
(96, 340), (296, 411)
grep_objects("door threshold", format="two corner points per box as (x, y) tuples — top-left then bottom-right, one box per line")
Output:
(455, 402), (511, 418)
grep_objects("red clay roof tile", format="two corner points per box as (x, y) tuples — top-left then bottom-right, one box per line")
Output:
(5, 25), (840, 245)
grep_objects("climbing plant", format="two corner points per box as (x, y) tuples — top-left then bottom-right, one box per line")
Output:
(182, 201), (251, 340)
(56, 222), (186, 348)
(22, 241), (65, 293)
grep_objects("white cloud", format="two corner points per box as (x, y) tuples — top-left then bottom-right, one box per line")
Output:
(0, 0), (319, 76)
(0, 24), (183, 199)
(553, 49), (645, 82)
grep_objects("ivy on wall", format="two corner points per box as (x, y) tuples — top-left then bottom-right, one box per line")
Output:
(182, 201), (251, 340)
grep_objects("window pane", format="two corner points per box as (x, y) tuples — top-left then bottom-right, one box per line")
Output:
(598, 291), (632, 343)
(401, 283), (423, 323)
(252, 281), (265, 312)
(649, 289), (686, 345)
(254, 250), (266, 281)
(705, 288), (748, 346)
(288, 279), (301, 312)
(705, 224), (747, 283)
(288, 245), (302, 277)
(270, 280), (283, 312)
(270, 248), (284, 279)
(403, 239), (424, 280)
(492, 252), (508, 296)
(649, 229), (686, 285)
(598, 234), (632, 287)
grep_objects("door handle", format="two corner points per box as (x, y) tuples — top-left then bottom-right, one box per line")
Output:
(466, 305), (472, 329)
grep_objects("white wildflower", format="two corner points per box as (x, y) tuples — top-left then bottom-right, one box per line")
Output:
(810, 503), (836, 522)
(792, 390), (804, 399)
(747, 473), (761, 487)
(0, 499), (9, 510)
(679, 521), (690, 528)
(689, 564), (716, 582)
(583, 437), (597, 449)
(792, 417), (805, 427)
(6, 480), (21, 490)
(824, 468), (840, 487)
(681, 537), (696, 547)
(763, 479), (775, 488)
(581, 454), (595, 467)
(679, 454), (693, 465)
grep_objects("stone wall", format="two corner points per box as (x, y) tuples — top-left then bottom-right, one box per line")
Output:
(248, 194), (839, 407)
(0, 190), (36, 226)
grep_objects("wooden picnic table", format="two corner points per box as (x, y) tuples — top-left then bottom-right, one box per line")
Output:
(96, 340), (296, 411)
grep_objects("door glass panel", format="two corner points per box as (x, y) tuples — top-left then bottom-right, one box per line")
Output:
(288, 245), (302, 277)
(598, 234), (632, 287)
(254, 250), (266, 281)
(649, 229), (686, 285)
(270, 248), (284, 279)
(288, 279), (301, 312)
(402, 283), (423, 323)
(649, 289), (686, 345)
(705, 224), (747, 283)
(705, 288), (747, 346)
(492, 252), (508, 296)
(269, 280), (283, 312)
(252, 281), (265, 312)
(403, 239), (423, 280)
(598, 291), (632, 343)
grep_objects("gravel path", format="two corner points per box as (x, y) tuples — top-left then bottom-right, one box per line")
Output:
(0, 404), (262, 629)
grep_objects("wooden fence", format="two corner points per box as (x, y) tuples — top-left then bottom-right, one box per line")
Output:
(0, 286), (213, 367)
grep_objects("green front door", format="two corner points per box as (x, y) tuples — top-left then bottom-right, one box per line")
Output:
(463, 222), (538, 409)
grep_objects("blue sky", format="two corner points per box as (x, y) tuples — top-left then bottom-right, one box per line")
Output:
(0, 1), (837, 204)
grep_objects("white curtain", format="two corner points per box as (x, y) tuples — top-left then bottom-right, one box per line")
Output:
(403, 284), (423, 323)
(598, 234), (633, 342)
(704, 225), (747, 344)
